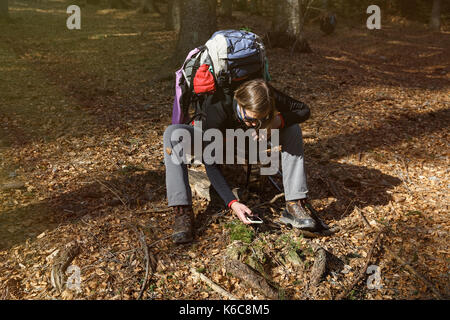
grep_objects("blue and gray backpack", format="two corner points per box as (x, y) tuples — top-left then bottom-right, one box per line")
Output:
(172, 29), (271, 125)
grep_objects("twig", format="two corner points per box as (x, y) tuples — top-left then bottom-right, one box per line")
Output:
(191, 268), (238, 300)
(394, 156), (415, 195)
(147, 232), (181, 248)
(342, 199), (355, 218)
(355, 211), (445, 300)
(384, 246), (444, 300)
(315, 103), (360, 135)
(93, 178), (128, 208)
(198, 208), (228, 234)
(135, 228), (151, 300)
(261, 145), (282, 153)
(335, 230), (383, 300)
(318, 175), (342, 199)
(355, 206), (371, 228)
(134, 207), (173, 214)
(250, 192), (285, 211)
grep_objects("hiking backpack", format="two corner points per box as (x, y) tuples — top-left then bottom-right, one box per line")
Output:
(172, 29), (271, 125)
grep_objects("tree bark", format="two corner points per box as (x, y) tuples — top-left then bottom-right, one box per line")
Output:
(219, 0), (232, 19)
(0, 0), (9, 20)
(249, 0), (260, 15)
(271, 0), (311, 53)
(272, 0), (287, 32)
(208, 0), (217, 33)
(235, 0), (247, 11)
(430, 0), (441, 32)
(109, 0), (133, 9)
(224, 259), (279, 299)
(140, 0), (161, 14)
(173, 0), (216, 66)
(286, 0), (300, 36)
(166, 0), (181, 31)
(398, 0), (417, 20)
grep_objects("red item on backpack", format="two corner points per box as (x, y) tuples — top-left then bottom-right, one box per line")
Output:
(193, 64), (216, 94)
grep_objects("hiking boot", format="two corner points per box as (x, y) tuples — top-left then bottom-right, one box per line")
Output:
(172, 205), (194, 244)
(281, 199), (318, 231)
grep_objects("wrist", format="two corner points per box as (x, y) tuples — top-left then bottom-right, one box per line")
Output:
(277, 113), (285, 129)
(228, 199), (238, 209)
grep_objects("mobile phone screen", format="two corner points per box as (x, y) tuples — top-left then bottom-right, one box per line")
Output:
(246, 214), (263, 224)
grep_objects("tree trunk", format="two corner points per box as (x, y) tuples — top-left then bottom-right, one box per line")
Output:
(109, 0), (133, 9)
(166, 0), (181, 31)
(140, 0), (161, 14)
(271, 0), (311, 53)
(286, 0), (300, 36)
(208, 0), (217, 33)
(0, 0), (9, 20)
(220, 0), (232, 19)
(260, 0), (272, 16)
(398, 0), (417, 20)
(272, 0), (287, 32)
(273, 0), (305, 36)
(173, 0), (216, 66)
(235, 0), (247, 11)
(249, 0), (260, 15)
(430, 0), (441, 32)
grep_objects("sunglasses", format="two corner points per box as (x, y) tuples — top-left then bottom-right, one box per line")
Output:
(240, 106), (273, 130)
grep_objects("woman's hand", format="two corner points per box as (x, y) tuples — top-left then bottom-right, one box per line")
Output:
(252, 115), (282, 141)
(270, 114), (282, 130)
(230, 201), (253, 224)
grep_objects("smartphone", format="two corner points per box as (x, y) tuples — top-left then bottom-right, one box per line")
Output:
(245, 214), (263, 224)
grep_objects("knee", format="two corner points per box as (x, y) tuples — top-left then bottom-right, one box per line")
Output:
(281, 124), (303, 144)
(163, 124), (183, 144)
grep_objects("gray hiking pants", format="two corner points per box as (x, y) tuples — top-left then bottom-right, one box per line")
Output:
(163, 124), (308, 206)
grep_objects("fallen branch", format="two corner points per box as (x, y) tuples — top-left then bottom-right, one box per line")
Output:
(355, 206), (371, 228)
(294, 226), (340, 238)
(148, 232), (182, 248)
(335, 230), (383, 300)
(93, 178), (128, 208)
(250, 192), (285, 211)
(50, 241), (81, 293)
(197, 208), (228, 234)
(135, 228), (152, 300)
(384, 246), (444, 300)
(310, 248), (328, 287)
(224, 259), (278, 300)
(134, 207), (173, 214)
(357, 210), (444, 300)
(315, 103), (360, 135)
(191, 268), (238, 300)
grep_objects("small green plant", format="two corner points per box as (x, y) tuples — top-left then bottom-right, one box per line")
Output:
(406, 210), (423, 217)
(196, 267), (206, 274)
(278, 289), (286, 300)
(119, 163), (146, 175)
(226, 220), (255, 244)
(348, 289), (357, 300)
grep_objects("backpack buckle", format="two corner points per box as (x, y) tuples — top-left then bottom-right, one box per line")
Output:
(217, 70), (231, 87)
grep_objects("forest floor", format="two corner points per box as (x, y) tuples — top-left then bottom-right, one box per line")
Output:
(0, 1), (449, 300)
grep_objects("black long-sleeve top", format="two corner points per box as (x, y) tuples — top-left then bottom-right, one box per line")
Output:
(200, 84), (311, 207)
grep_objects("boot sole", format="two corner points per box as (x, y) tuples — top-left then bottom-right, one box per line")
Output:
(279, 212), (318, 231)
(172, 232), (194, 244)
